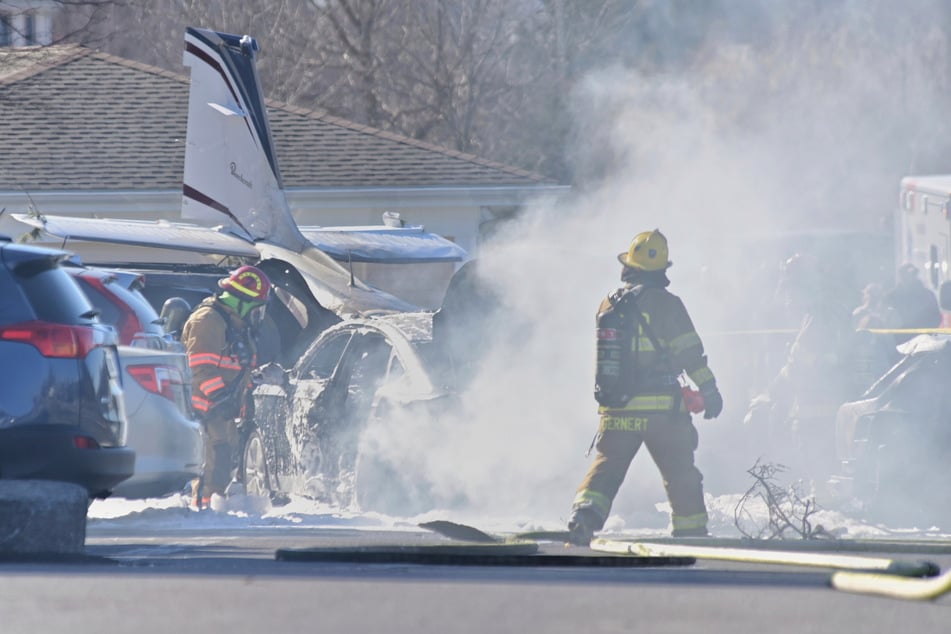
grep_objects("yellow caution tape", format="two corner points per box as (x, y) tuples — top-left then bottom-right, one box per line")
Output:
(706, 328), (951, 336)
(861, 328), (951, 334)
(706, 329), (799, 336)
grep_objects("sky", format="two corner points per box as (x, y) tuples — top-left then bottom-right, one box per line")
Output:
(89, 2), (951, 540)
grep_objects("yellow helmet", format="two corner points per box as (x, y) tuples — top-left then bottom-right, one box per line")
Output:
(617, 230), (672, 271)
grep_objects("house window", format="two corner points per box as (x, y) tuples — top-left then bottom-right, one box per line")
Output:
(0, 16), (11, 47)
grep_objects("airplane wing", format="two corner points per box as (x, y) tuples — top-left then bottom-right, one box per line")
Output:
(300, 225), (468, 264)
(11, 213), (259, 257)
(13, 211), (423, 314)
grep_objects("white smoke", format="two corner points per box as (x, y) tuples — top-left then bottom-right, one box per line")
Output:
(360, 3), (951, 530)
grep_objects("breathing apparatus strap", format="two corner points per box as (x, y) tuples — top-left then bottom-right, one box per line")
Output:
(620, 290), (684, 414)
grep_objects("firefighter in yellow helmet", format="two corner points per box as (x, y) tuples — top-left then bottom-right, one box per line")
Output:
(567, 230), (723, 544)
(182, 265), (271, 508)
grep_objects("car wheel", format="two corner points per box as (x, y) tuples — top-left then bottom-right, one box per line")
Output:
(242, 430), (271, 498)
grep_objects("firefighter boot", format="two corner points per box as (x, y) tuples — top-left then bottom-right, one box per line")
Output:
(190, 478), (211, 510)
(567, 507), (603, 546)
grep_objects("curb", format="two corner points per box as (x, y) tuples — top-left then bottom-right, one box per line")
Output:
(0, 480), (87, 555)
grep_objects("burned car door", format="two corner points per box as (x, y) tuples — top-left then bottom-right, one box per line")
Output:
(274, 329), (354, 494)
(309, 332), (395, 490)
(255, 258), (341, 367)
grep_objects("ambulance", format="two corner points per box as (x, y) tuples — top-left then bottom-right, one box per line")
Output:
(897, 174), (951, 321)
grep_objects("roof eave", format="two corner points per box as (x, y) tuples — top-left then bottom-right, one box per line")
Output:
(286, 184), (572, 209)
(0, 184), (572, 216)
(0, 189), (181, 216)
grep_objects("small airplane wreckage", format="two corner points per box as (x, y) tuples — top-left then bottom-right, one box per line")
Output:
(14, 27), (466, 362)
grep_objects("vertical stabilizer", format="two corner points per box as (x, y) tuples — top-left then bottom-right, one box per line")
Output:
(182, 27), (309, 252)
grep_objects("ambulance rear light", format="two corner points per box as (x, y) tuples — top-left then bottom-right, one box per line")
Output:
(902, 189), (915, 212)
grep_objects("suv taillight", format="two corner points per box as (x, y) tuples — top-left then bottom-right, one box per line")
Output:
(0, 321), (100, 358)
(73, 435), (102, 450)
(128, 364), (185, 401)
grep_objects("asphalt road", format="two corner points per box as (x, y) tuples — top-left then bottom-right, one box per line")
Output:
(1, 525), (950, 633)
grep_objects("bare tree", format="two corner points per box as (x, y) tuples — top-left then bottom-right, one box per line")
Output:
(49, 0), (610, 178)
(62, 1), (329, 101)
(306, 0), (400, 128)
(385, 1), (522, 152)
(54, 0), (951, 189)
(0, 0), (128, 47)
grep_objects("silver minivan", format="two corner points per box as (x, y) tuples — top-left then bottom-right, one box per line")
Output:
(68, 265), (203, 499)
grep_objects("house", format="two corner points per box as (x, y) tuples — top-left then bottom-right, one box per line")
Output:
(0, 43), (568, 262)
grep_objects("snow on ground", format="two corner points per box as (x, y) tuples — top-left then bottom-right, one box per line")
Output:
(88, 491), (951, 541)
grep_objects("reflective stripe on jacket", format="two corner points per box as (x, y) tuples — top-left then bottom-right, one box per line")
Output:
(181, 296), (257, 418)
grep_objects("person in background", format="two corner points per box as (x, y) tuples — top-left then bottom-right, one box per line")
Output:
(744, 253), (860, 485)
(181, 265), (271, 508)
(159, 296), (192, 341)
(883, 263), (941, 344)
(851, 283), (901, 391)
(567, 230), (722, 545)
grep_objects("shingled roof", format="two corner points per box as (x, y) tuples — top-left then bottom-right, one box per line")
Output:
(0, 46), (556, 192)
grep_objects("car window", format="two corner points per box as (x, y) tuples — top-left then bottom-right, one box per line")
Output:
(346, 334), (393, 393)
(105, 279), (164, 336)
(20, 266), (97, 325)
(302, 332), (351, 379)
(75, 277), (123, 326)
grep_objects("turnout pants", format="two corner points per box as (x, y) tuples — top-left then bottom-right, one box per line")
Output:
(573, 409), (708, 535)
(196, 415), (240, 498)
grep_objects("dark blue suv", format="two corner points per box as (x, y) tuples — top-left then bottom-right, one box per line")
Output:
(0, 240), (134, 498)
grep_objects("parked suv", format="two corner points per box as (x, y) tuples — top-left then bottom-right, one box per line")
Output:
(67, 265), (203, 499)
(0, 240), (134, 497)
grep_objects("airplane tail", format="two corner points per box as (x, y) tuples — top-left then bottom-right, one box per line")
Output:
(182, 27), (309, 252)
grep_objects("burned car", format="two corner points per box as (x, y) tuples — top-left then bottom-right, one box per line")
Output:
(242, 312), (455, 514)
(833, 334), (951, 522)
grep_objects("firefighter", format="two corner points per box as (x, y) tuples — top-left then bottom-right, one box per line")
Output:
(182, 265), (271, 507)
(745, 253), (860, 485)
(851, 283), (901, 391)
(567, 230), (723, 544)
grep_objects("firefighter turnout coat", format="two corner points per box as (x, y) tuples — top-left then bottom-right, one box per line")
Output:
(573, 283), (717, 536)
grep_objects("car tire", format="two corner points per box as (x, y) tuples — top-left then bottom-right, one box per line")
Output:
(242, 429), (271, 498)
